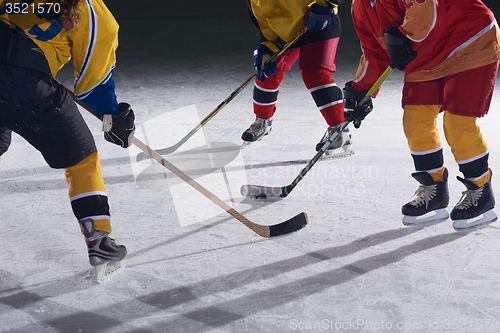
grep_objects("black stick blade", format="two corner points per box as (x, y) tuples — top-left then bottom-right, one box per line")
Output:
(240, 184), (288, 199)
(269, 212), (308, 237)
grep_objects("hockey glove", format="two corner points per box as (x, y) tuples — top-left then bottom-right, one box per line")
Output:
(384, 27), (417, 70)
(253, 46), (277, 82)
(102, 103), (136, 148)
(304, 3), (335, 32)
(343, 81), (373, 129)
(0, 126), (12, 156)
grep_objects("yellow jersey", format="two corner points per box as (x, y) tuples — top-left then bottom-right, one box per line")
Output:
(247, 0), (339, 53)
(0, 0), (120, 116)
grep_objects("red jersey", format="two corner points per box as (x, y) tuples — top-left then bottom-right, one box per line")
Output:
(351, 0), (500, 90)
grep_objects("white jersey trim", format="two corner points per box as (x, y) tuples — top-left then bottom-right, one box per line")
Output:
(70, 191), (108, 202)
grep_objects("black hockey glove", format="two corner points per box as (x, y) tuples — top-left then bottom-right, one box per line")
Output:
(102, 103), (136, 148)
(304, 3), (335, 32)
(384, 27), (417, 70)
(253, 45), (278, 82)
(343, 81), (373, 129)
(0, 126), (12, 156)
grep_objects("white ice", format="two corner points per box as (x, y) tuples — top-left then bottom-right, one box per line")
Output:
(2, 1), (500, 332)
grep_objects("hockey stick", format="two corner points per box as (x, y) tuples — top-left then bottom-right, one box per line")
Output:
(136, 27), (309, 162)
(132, 137), (308, 237)
(66, 88), (308, 238)
(241, 65), (395, 199)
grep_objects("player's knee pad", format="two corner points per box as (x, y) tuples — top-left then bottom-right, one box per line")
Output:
(65, 152), (106, 196)
(403, 105), (444, 173)
(443, 111), (488, 181)
(65, 152), (111, 233)
(402, 105), (442, 152)
(443, 111), (487, 157)
(301, 67), (333, 90)
(302, 68), (342, 115)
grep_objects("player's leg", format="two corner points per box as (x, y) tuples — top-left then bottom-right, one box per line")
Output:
(442, 61), (499, 229)
(242, 49), (299, 144)
(0, 29), (126, 278)
(401, 103), (450, 225)
(300, 37), (352, 156)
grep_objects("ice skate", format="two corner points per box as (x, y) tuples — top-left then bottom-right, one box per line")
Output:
(79, 218), (127, 282)
(315, 124), (354, 159)
(402, 168), (449, 226)
(451, 169), (497, 231)
(241, 116), (273, 146)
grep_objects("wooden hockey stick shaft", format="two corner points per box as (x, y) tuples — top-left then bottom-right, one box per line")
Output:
(131, 136), (306, 238)
(67, 88), (307, 237)
(136, 27), (309, 161)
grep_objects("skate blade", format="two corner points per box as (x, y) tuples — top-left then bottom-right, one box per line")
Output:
(95, 259), (126, 283)
(241, 135), (268, 148)
(402, 208), (449, 226)
(323, 146), (354, 159)
(452, 209), (498, 231)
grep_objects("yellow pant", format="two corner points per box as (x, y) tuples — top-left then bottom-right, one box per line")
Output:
(403, 105), (489, 186)
(64, 152), (111, 233)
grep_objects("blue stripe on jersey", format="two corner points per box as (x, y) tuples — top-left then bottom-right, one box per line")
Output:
(77, 71), (120, 118)
(76, 63), (115, 100)
(75, 0), (97, 88)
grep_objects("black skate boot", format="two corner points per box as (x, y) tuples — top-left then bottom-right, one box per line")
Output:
(79, 218), (127, 282)
(315, 124), (353, 158)
(451, 169), (497, 230)
(241, 116), (273, 144)
(402, 168), (449, 226)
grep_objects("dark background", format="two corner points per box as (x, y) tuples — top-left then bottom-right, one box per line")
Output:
(103, 0), (500, 79)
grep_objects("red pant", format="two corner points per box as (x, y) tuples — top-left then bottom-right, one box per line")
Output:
(253, 38), (344, 126)
(402, 61), (499, 117)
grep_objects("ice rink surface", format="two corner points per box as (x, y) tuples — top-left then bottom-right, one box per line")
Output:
(1, 1), (500, 332)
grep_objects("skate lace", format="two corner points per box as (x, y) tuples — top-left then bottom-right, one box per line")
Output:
(320, 126), (339, 143)
(247, 118), (267, 135)
(410, 184), (437, 209)
(455, 188), (482, 209)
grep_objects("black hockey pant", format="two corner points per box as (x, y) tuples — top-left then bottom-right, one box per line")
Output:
(0, 25), (112, 233)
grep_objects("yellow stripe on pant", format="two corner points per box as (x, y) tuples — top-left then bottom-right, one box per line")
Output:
(403, 105), (489, 187)
(64, 152), (111, 233)
(403, 105), (445, 182)
(443, 112), (489, 186)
